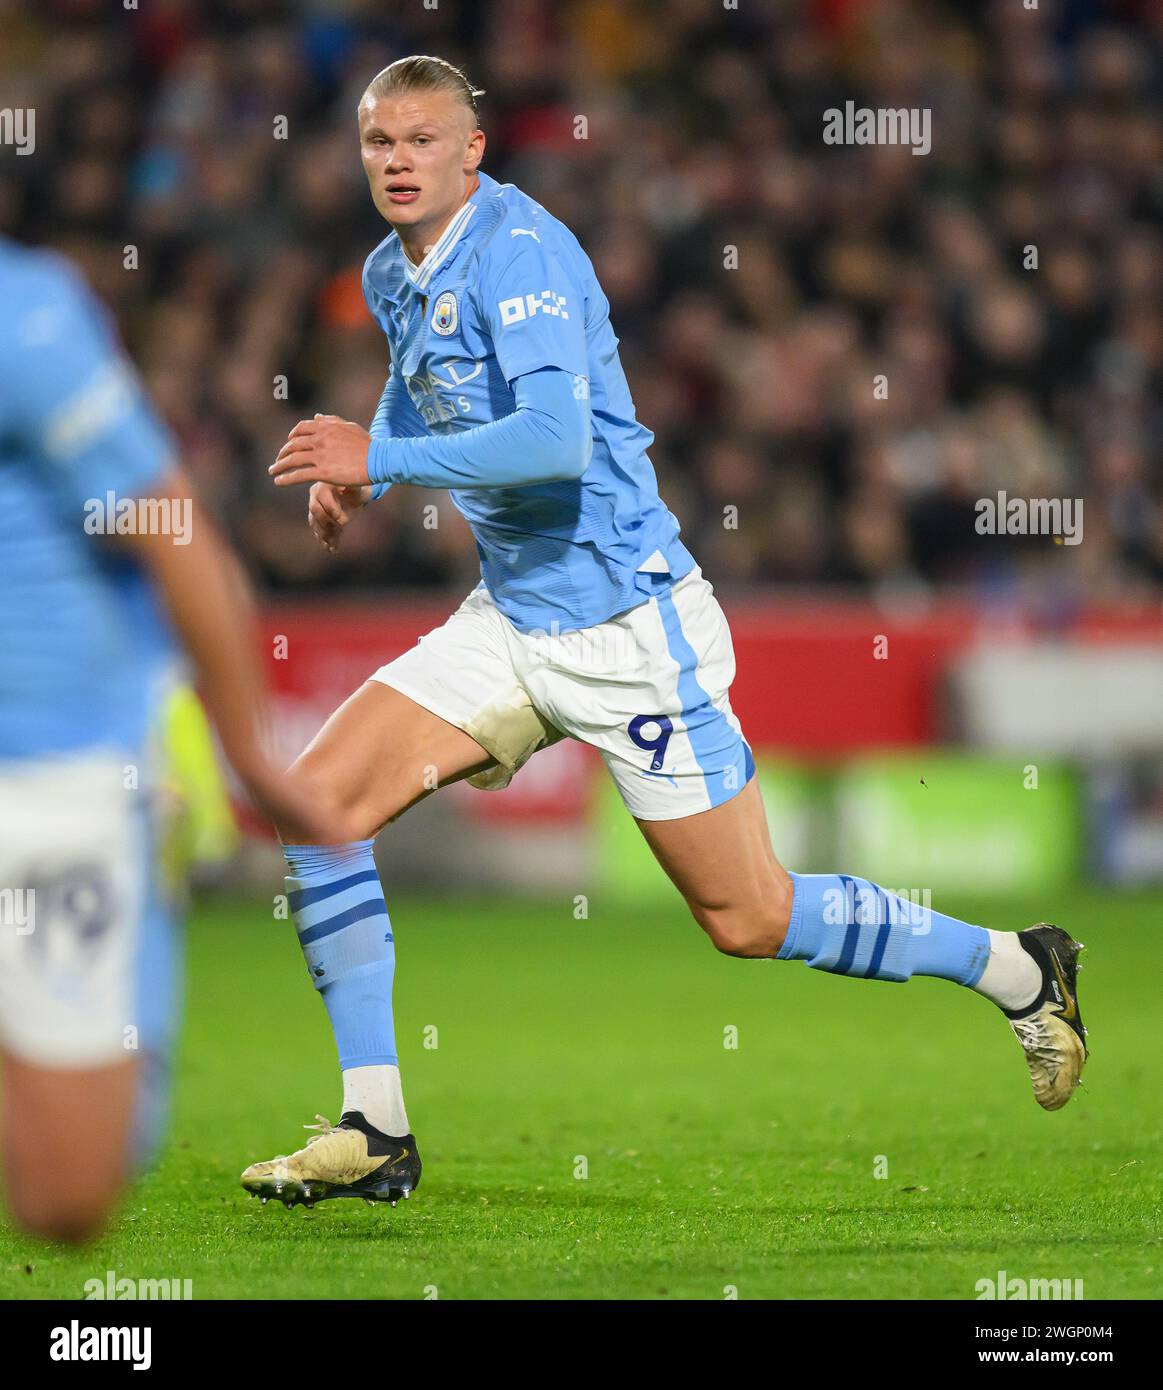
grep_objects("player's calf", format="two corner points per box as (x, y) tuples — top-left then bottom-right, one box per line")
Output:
(638, 778), (794, 957)
(694, 888), (793, 958)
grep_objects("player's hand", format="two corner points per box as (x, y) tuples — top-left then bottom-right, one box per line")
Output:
(269, 414), (373, 489)
(308, 480), (371, 553)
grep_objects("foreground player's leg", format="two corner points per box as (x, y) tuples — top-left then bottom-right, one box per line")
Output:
(2, 1053), (138, 1242)
(637, 778), (1087, 1110)
(0, 755), (180, 1241)
(241, 681), (493, 1207)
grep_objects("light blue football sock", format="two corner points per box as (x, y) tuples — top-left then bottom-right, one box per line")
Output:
(283, 840), (397, 1068)
(778, 872), (990, 985)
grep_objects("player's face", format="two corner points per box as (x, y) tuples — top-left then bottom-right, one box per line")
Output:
(358, 90), (483, 242)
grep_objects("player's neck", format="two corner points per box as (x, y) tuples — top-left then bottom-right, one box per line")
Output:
(398, 173), (481, 267)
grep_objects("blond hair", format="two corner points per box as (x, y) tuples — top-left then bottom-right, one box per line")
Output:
(361, 55), (484, 123)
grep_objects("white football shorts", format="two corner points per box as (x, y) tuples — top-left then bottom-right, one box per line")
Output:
(372, 566), (755, 820)
(0, 753), (167, 1068)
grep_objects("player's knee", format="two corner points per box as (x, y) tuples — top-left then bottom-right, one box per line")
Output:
(276, 761), (370, 845)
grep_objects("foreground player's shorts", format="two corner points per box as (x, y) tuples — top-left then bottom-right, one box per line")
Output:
(373, 566), (755, 820)
(0, 752), (178, 1081)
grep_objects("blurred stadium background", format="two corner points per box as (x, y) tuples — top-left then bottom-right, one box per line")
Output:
(4, 0), (1163, 904)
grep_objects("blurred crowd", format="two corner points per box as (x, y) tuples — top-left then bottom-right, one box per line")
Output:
(4, 0), (1163, 607)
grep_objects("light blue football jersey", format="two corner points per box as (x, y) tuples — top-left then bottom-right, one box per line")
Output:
(0, 238), (178, 759)
(362, 170), (695, 633)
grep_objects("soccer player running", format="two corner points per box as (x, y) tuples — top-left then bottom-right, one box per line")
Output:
(245, 56), (1088, 1209)
(0, 238), (324, 1241)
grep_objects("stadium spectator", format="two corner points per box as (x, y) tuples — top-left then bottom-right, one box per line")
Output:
(3, 0), (1160, 608)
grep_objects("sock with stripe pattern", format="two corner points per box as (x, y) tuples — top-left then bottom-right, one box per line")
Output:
(778, 871), (991, 986)
(283, 842), (408, 1133)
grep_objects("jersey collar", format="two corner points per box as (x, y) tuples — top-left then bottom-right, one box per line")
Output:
(402, 170), (498, 294)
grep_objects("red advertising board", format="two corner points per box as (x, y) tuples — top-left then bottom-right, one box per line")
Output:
(260, 595), (1163, 822)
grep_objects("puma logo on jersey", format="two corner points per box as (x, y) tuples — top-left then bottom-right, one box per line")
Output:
(510, 227), (541, 242)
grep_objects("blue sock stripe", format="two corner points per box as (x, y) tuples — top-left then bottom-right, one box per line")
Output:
(828, 919), (862, 974)
(822, 873), (857, 974)
(303, 925), (394, 981)
(283, 840), (398, 1071)
(297, 898), (391, 948)
(779, 872), (990, 987)
(289, 879), (391, 934)
(852, 885), (892, 975)
(288, 867), (382, 913)
(865, 920), (894, 978)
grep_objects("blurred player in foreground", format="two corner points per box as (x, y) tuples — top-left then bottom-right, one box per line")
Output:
(244, 57), (1089, 1209)
(0, 237), (322, 1242)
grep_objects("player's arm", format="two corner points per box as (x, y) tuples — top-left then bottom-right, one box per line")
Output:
(375, 365), (591, 487)
(274, 365), (591, 492)
(8, 256), (325, 836)
(273, 235), (592, 494)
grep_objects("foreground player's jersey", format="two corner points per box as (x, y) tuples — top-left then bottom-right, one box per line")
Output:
(0, 238), (177, 759)
(362, 170), (695, 633)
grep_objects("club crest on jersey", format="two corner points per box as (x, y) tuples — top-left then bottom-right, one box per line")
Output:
(431, 291), (458, 336)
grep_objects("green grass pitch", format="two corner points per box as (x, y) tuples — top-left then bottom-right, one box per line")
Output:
(2, 888), (1160, 1299)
